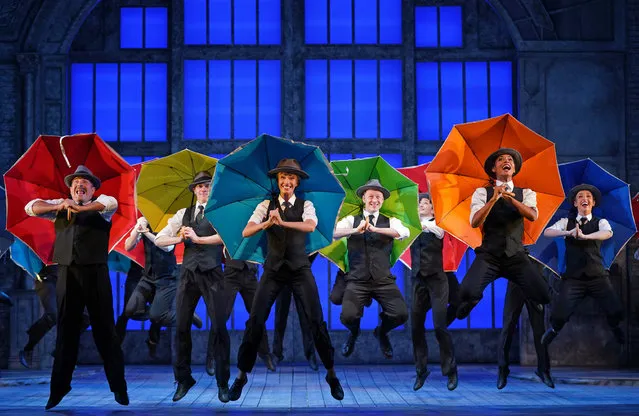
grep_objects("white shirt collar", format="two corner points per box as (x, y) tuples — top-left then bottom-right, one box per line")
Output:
(278, 194), (296, 206)
(495, 179), (514, 190)
(420, 215), (434, 223)
(196, 201), (206, 210)
(576, 213), (593, 222)
(362, 210), (379, 223)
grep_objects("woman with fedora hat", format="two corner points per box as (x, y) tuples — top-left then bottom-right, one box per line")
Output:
(455, 148), (551, 322)
(25, 165), (128, 409)
(155, 171), (231, 403)
(333, 178), (410, 361)
(228, 158), (344, 403)
(541, 184), (625, 347)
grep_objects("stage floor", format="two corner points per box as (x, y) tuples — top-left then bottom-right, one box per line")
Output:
(1, 364), (638, 415)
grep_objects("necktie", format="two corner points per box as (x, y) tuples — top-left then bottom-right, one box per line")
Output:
(368, 214), (375, 226)
(197, 205), (204, 222)
(579, 217), (588, 226)
(504, 185), (511, 193)
(282, 201), (292, 210)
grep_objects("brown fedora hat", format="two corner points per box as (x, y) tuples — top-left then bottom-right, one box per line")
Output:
(267, 158), (309, 179)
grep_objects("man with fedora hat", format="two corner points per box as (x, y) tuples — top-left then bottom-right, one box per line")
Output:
(409, 193), (458, 391)
(455, 148), (551, 322)
(155, 171), (231, 403)
(228, 158), (344, 402)
(333, 178), (410, 361)
(25, 165), (128, 409)
(541, 184), (625, 347)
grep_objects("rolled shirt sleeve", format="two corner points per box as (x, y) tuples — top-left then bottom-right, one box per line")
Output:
(469, 188), (487, 224)
(547, 218), (568, 232)
(302, 200), (318, 225)
(598, 219), (613, 235)
(522, 189), (537, 209)
(389, 217), (410, 240)
(95, 194), (118, 222)
(25, 198), (64, 221)
(335, 215), (355, 230)
(422, 219), (445, 239)
(248, 200), (270, 225)
(156, 208), (186, 240)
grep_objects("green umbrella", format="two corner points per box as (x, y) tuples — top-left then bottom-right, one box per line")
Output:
(319, 156), (421, 272)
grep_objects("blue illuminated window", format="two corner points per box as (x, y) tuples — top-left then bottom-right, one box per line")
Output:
(305, 0), (401, 44)
(184, 0), (281, 45)
(183, 60), (281, 140)
(120, 7), (168, 49)
(415, 6), (462, 48)
(416, 61), (513, 140)
(70, 63), (168, 142)
(305, 60), (402, 139)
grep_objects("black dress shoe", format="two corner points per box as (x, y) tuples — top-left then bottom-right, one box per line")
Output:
(373, 327), (393, 359)
(261, 354), (276, 372)
(497, 366), (510, 390)
(145, 339), (158, 359)
(535, 369), (555, 389)
(228, 375), (248, 401)
(45, 387), (71, 410)
(447, 369), (458, 391)
(541, 328), (557, 346)
(19, 349), (33, 369)
(307, 354), (319, 371)
(192, 313), (203, 329)
(413, 369), (430, 391)
(341, 329), (360, 357)
(325, 375), (344, 400)
(172, 377), (196, 402)
(206, 356), (216, 377)
(114, 390), (129, 405)
(218, 384), (230, 403)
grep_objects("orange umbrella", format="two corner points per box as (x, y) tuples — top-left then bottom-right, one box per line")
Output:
(425, 114), (564, 249)
(397, 163), (468, 272)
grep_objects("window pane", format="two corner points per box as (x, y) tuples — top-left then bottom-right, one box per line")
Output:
(209, 60), (232, 139)
(439, 6), (462, 47)
(329, 262), (345, 330)
(258, 60), (281, 136)
(354, 60), (377, 138)
(185, 0), (207, 44)
(330, 60), (352, 137)
(493, 278), (507, 329)
(145, 7), (168, 48)
(259, 0), (281, 44)
(305, 0), (327, 44)
(234, 60), (257, 139)
(184, 60), (207, 139)
(379, 60), (402, 138)
(440, 62), (463, 139)
(210, 0), (232, 44)
(119, 64), (143, 142)
(490, 61), (513, 117)
(235, 0), (257, 44)
(95, 64), (117, 141)
(121, 8), (143, 48)
(145, 64), (167, 141)
(415, 7), (437, 47)
(416, 62), (439, 140)
(465, 62), (489, 123)
(417, 155), (434, 164)
(305, 60), (328, 138)
(380, 153), (402, 168)
(379, 0), (401, 44)
(330, 0), (352, 44)
(354, 0), (376, 44)
(71, 64), (93, 134)
(390, 261), (406, 329)
(470, 282), (493, 329)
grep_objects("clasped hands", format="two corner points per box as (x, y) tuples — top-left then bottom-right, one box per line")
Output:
(490, 184), (516, 203)
(57, 199), (85, 220)
(178, 226), (200, 243)
(565, 223), (589, 240)
(262, 209), (285, 230)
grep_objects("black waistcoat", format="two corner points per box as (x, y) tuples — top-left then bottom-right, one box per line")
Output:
(143, 234), (177, 280)
(264, 197), (309, 271)
(181, 206), (223, 272)
(52, 206), (111, 266)
(479, 187), (525, 257)
(410, 218), (444, 277)
(564, 216), (607, 279)
(347, 213), (394, 281)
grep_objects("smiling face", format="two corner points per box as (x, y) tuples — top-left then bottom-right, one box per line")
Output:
(70, 177), (96, 204)
(362, 189), (384, 214)
(492, 153), (517, 181)
(277, 172), (299, 200)
(193, 182), (210, 204)
(573, 190), (595, 216)
(419, 197), (434, 218)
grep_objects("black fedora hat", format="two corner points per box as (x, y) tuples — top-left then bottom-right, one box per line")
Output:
(188, 171), (213, 192)
(568, 184), (602, 205)
(483, 148), (523, 179)
(64, 165), (101, 189)
(356, 179), (391, 199)
(267, 158), (309, 179)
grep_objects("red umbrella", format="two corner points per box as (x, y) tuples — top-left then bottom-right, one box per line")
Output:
(3, 133), (136, 264)
(398, 163), (468, 272)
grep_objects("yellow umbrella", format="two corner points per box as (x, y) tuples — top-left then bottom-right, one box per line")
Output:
(137, 149), (218, 232)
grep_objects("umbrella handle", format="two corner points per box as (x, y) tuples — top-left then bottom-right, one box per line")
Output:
(59, 135), (72, 168)
(333, 167), (350, 177)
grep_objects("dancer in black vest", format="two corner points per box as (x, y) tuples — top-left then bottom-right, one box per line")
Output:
(455, 148), (551, 320)
(155, 171), (231, 403)
(228, 158), (344, 402)
(25, 165), (128, 409)
(541, 184), (625, 347)
(410, 193), (458, 391)
(334, 179), (410, 360)
(497, 259), (553, 389)
(19, 265), (90, 369)
(116, 216), (203, 358)
(272, 253), (318, 371)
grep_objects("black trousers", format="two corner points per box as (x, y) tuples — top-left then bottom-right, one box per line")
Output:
(550, 276), (624, 331)
(329, 270), (348, 305)
(458, 251), (551, 312)
(340, 278), (409, 335)
(498, 281), (549, 372)
(411, 271), (456, 375)
(445, 272), (460, 325)
(51, 264), (126, 394)
(237, 264), (334, 373)
(273, 283), (314, 360)
(174, 266), (230, 388)
(207, 266), (270, 361)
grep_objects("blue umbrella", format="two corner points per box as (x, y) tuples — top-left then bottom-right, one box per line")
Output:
(528, 159), (637, 275)
(108, 251), (132, 274)
(0, 186), (13, 257)
(205, 134), (346, 264)
(10, 238), (44, 279)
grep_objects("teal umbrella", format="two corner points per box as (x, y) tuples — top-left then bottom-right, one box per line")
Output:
(205, 134), (345, 264)
(10, 239), (44, 279)
(108, 251), (132, 274)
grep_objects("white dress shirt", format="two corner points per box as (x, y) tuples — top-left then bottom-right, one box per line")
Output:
(248, 194), (318, 225)
(469, 180), (537, 224)
(156, 202), (208, 240)
(546, 214), (613, 235)
(421, 216), (444, 239)
(335, 209), (410, 240)
(25, 194), (118, 222)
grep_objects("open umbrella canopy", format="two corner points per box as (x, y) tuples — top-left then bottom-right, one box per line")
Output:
(397, 163), (468, 272)
(425, 114), (565, 249)
(206, 134), (345, 264)
(136, 149), (218, 233)
(528, 159), (637, 274)
(108, 251), (132, 274)
(632, 192), (639, 238)
(0, 186), (13, 257)
(10, 238), (44, 279)
(319, 156), (421, 272)
(3, 133), (137, 264)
